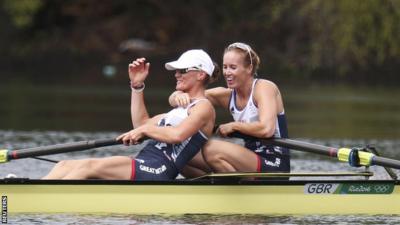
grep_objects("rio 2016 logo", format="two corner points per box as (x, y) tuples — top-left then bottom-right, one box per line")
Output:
(305, 183), (394, 194)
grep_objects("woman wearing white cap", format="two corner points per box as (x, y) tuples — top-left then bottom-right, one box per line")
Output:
(169, 43), (290, 177)
(43, 49), (219, 180)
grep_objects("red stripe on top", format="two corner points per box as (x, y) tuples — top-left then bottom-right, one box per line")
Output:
(130, 159), (136, 180)
(256, 155), (261, 172)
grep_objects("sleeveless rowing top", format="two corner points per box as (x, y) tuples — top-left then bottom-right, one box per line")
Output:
(136, 99), (209, 177)
(228, 79), (290, 156)
(157, 99), (208, 164)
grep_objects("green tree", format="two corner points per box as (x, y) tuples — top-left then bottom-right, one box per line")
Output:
(302, 0), (400, 76)
(3, 0), (43, 28)
(1, 0), (399, 84)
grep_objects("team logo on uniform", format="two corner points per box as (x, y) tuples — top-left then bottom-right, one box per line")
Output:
(139, 164), (167, 174)
(264, 158), (280, 167)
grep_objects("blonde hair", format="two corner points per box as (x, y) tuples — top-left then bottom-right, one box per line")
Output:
(224, 42), (260, 75)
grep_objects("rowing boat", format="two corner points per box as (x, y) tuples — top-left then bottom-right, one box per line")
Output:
(1, 135), (400, 215)
(1, 174), (399, 215)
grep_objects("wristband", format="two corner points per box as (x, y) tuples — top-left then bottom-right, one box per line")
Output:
(130, 81), (145, 92)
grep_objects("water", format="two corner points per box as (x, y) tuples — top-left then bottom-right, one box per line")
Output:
(1, 83), (400, 139)
(8, 214), (400, 225)
(1, 130), (399, 179)
(1, 83), (400, 223)
(1, 130), (400, 224)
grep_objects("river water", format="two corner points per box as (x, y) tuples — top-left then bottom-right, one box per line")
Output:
(1, 84), (400, 224)
(1, 130), (399, 224)
(1, 83), (400, 139)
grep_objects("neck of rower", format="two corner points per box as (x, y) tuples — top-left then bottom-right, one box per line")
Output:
(185, 85), (206, 101)
(235, 77), (254, 101)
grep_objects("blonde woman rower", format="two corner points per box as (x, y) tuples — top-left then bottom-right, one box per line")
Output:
(169, 43), (290, 176)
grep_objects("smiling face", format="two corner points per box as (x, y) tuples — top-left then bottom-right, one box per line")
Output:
(174, 69), (202, 91)
(223, 50), (253, 89)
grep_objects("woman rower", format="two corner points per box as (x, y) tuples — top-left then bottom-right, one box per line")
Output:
(169, 42), (290, 176)
(43, 49), (219, 180)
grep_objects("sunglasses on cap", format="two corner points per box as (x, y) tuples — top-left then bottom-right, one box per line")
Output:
(176, 67), (201, 74)
(227, 42), (253, 67)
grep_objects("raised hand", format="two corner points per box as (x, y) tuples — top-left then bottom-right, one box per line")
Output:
(128, 58), (150, 87)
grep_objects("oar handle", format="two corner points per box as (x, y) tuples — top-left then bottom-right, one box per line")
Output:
(1, 138), (123, 163)
(229, 132), (400, 170)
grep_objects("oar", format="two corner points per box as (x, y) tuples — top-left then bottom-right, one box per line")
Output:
(192, 171), (374, 180)
(0, 138), (122, 163)
(229, 132), (400, 170)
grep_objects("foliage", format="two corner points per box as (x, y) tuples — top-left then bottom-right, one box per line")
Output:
(2, 0), (43, 28)
(301, 0), (400, 75)
(1, 0), (399, 84)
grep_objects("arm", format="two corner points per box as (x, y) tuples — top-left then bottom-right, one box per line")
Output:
(205, 87), (232, 109)
(168, 87), (231, 109)
(218, 80), (281, 138)
(128, 58), (151, 128)
(168, 91), (190, 108)
(119, 100), (215, 144)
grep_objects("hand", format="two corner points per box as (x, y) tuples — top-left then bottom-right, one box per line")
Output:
(117, 127), (146, 145)
(216, 122), (235, 137)
(173, 92), (191, 107)
(128, 58), (150, 87)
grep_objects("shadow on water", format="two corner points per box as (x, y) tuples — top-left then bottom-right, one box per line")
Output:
(1, 83), (399, 139)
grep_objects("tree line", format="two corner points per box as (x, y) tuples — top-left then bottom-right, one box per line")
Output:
(1, 0), (399, 85)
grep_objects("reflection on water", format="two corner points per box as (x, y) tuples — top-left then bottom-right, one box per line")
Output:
(1, 130), (399, 179)
(8, 213), (400, 225)
(1, 83), (400, 224)
(1, 130), (400, 224)
(1, 83), (400, 139)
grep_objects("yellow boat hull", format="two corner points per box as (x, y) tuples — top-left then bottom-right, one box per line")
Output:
(1, 179), (399, 215)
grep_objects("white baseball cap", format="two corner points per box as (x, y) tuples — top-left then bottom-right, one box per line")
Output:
(165, 49), (215, 76)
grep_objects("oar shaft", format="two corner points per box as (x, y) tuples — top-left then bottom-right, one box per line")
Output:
(271, 139), (400, 170)
(270, 138), (400, 169)
(372, 156), (400, 170)
(230, 132), (338, 157)
(230, 132), (400, 170)
(264, 138), (338, 157)
(8, 138), (122, 160)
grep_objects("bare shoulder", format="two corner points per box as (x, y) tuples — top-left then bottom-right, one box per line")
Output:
(256, 79), (278, 89)
(198, 99), (215, 112)
(255, 79), (280, 95)
(254, 79), (285, 112)
(190, 99), (215, 115)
